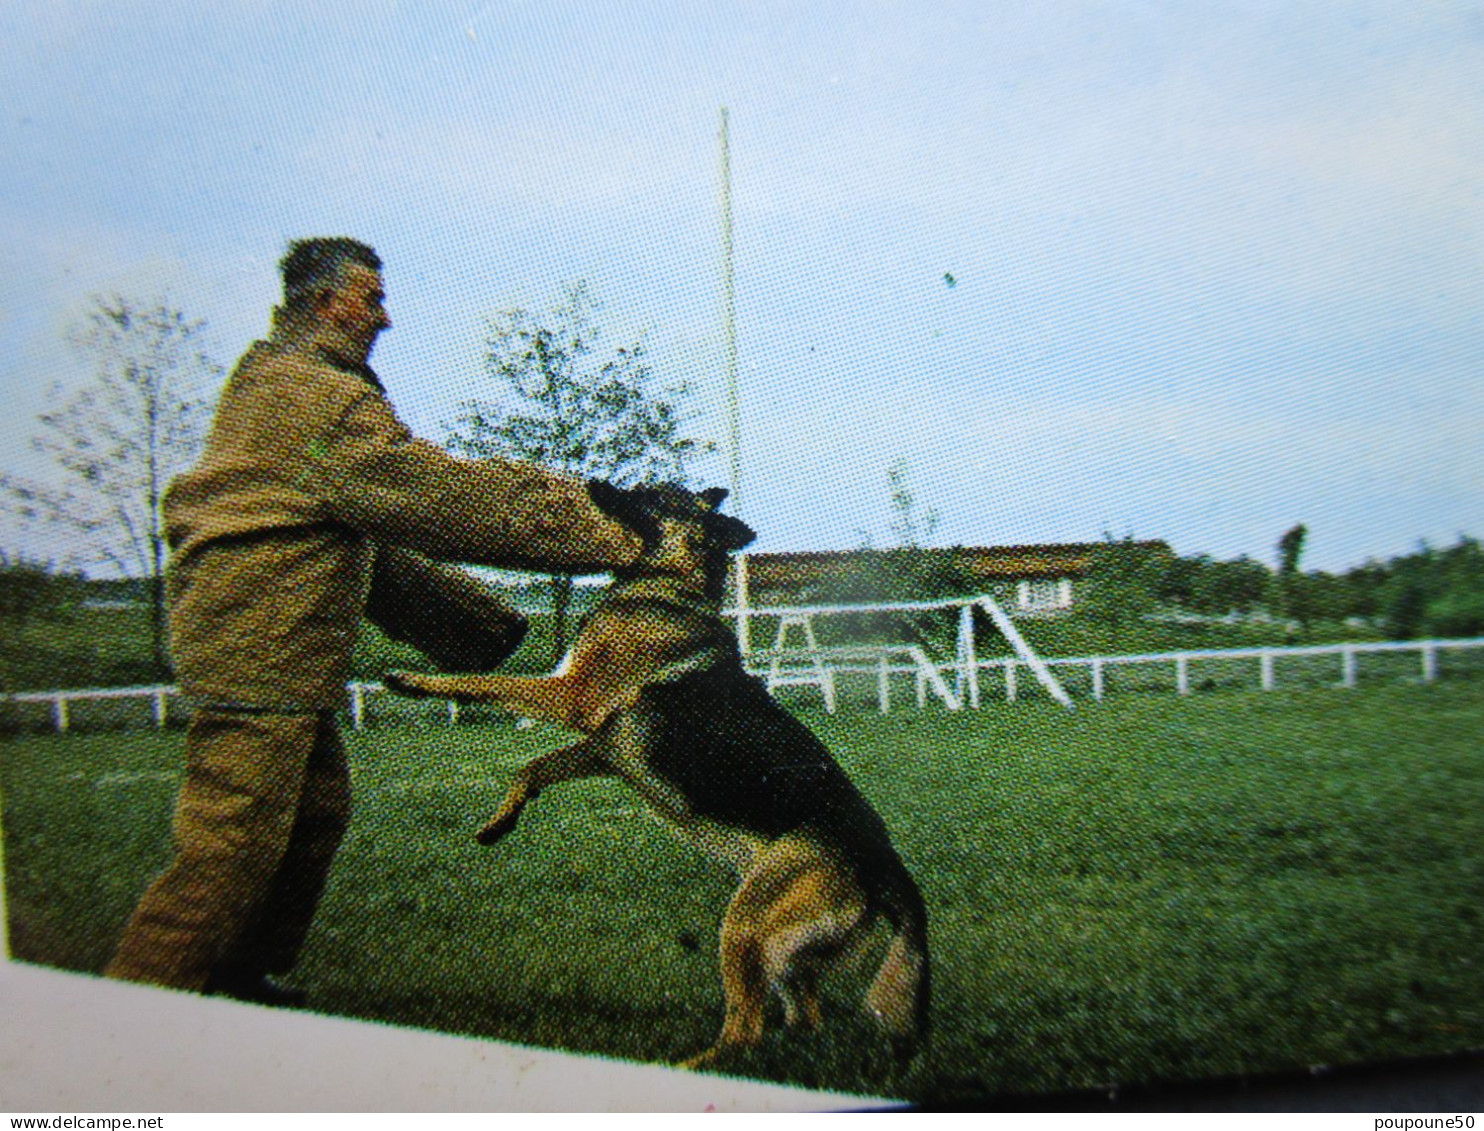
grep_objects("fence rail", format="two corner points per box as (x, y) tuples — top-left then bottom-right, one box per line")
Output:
(1017, 637), (1484, 703)
(5, 636), (1483, 732)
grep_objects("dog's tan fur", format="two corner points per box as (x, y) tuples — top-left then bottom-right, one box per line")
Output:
(387, 485), (928, 1069)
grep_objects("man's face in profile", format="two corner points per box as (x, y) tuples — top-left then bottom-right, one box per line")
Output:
(322, 264), (390, 363)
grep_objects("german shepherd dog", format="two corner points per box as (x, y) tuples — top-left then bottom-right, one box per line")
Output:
(385, 482), (929, 1069)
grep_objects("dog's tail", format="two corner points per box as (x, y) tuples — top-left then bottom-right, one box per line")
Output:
(863, 869), (931, 1052)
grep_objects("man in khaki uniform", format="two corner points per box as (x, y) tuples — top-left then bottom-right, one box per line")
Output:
(105, 238), (644, 1004)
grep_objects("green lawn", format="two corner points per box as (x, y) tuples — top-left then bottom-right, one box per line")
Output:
(2, 682), (1481, 1103)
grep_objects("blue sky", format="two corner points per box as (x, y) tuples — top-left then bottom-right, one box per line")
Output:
(2, 1), (1480, 572)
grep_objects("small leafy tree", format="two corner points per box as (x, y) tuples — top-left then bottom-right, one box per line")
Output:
(1300, 570), (1356, 625)
(445, 283), (709, 655)
(1339, 559), (1391, 623)
(0, 298), (221, 675)
(1384, 580), (1429, 640)
(1425, 537), (1484, 637)
(0, 552), (81, 627)
(1277, 524), (1308, 576)
(1160, 553), (1272, 616)
(1373, 536), (1484, 640)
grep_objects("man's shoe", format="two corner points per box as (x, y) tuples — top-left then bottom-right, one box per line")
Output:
(205, 972), (308, 1009)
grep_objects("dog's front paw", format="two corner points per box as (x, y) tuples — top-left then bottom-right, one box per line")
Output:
(384, 670), (438, 698)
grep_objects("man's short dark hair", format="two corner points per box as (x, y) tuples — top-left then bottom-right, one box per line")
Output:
(279, 238), (382, 312)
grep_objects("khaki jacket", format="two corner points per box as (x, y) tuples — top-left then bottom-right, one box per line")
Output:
(164, 334), (640, 708)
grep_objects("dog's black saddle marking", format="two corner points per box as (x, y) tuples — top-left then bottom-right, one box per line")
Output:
(634, 665), (898, 859)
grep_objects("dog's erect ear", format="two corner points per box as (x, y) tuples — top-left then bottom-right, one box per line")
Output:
(587, 478), (662, 550)
(708, 512), (757, 552)
(587, 478), (629, 518)
(697, 487), (729, 512)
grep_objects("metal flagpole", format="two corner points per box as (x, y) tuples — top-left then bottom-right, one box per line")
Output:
(720, 106), (750, 653)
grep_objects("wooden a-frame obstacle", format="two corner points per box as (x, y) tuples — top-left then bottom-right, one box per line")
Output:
(730, 593), (1075, 714)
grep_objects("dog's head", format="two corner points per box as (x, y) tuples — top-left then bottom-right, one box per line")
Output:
(588, 479), (756, 594)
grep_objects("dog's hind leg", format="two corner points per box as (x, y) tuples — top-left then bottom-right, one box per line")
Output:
(757, 852), (866, 1032)
(680, 903), (770, 1070)
(476, 736), (613, 846)
(775, 959), (824, 1031)
(680, 837), (866, 1068)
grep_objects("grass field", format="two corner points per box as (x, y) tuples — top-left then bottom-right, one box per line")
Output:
(2, 680), (1482, 1103)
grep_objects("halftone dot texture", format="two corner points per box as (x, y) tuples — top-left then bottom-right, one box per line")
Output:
(4, 0), (1484, 1108)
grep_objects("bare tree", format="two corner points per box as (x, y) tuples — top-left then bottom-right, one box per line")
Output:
(0, 297), (222, 675)
(445, 283), (709, 656)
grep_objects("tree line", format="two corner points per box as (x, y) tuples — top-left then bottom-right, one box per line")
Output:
(1077, 528), (1484, 640)
(782, 468), (1483, 644)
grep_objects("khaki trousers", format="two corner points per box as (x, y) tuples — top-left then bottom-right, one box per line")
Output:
(105, 708), (351, 991)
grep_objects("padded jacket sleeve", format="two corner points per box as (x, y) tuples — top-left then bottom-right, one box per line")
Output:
(364, 547), (530, 672)
(306, 388), (642, 573)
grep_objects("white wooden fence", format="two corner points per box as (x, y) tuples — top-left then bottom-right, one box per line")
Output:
(1004, 637), (1484, 703)
(6, 636), (1483, 732)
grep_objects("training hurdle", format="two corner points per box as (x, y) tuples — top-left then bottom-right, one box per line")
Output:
(728, 593), (1073, 714)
